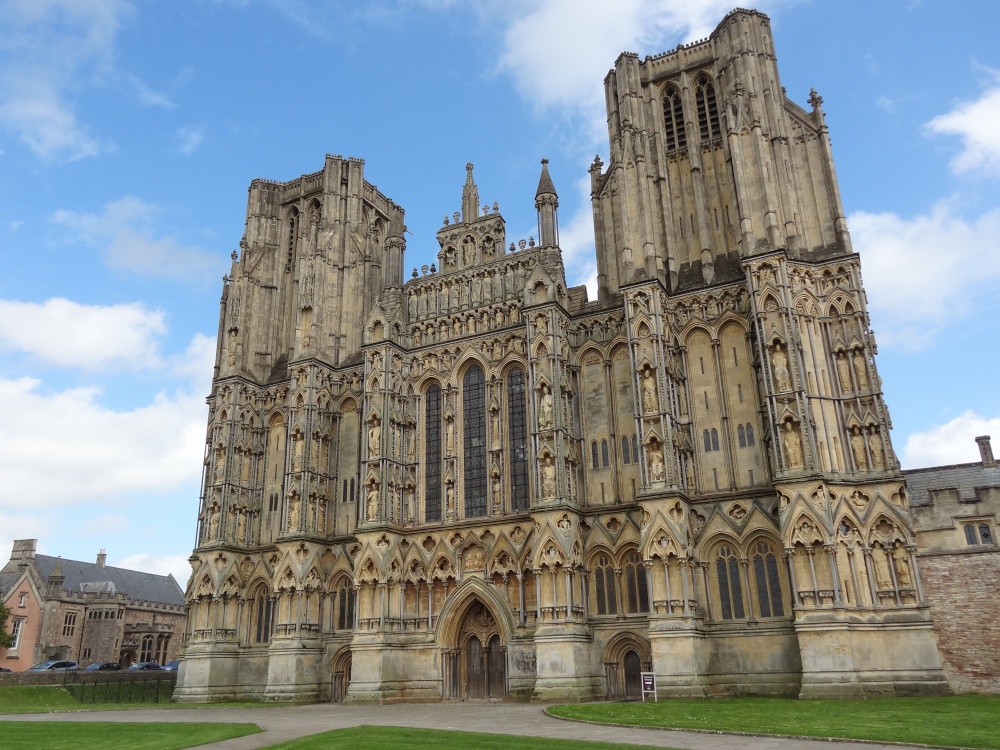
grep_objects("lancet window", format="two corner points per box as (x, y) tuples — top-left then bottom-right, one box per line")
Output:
(715, 544), (745, 620)
(508, 367), (529, 512)
(593, 554), (618, 615)
(252, 585), (273, 643)
(623, 552), (650, 614)
(695, 74), (721, 140)
(662, 86), (686, 152)
(425, 384), (442, 522)
(336, 580), (356, 630)
(463, 364), (487, 517)
(751, 541), (784, 617)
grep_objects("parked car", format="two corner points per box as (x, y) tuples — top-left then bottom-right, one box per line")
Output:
(84, 662), (121, 671)
(162, 660), (179, 671)
(0, 667), (11, 672)
(28, 660), (77, 671)
(127, 661), (162, 670)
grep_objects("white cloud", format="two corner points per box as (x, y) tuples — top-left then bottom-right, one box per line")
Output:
(902, 411), (1000, 469)
(51, 196), (222, 281)
(926, 68), (1000, 178)
(849, 202), (1000, 349)
(0, 512), (51, 571)
(80, 514), (129, 537)
(113, 552), (192, 590)
(0, 0), (131, 162)
(0, 375), (207, 509)
(0, 298), (166, 370)
(176, 126), (204, 156)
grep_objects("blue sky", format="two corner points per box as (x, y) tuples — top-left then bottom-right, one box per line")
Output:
(1, 0), (998, 586)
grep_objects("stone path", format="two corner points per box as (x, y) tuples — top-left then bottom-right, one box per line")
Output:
(0, 702), (937, 750)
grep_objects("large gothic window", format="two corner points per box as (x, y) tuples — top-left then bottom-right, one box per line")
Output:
(463, 365), (487, 517)
(336, 580), (356, 630)
(695, 74), (721, 140)
(140, 635), (154, 662)
(623, 552), (650, 614)
(425, 384), (442, 522)
(252, 586), (273, 643)
(662, 86), (686, 152)
(593, 554), (618, 615)
(715, 544), (745, 620)
(752, 541), (785, 618)
(508, 368), (529, 512)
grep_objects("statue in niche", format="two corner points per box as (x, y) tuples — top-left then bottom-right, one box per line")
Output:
(534, 315), (547, 338)
(641, 368), (658, 414)
(648, 442), (666, 483)
(868, 427), (885, 469)
(850, 426), (868, 471)
(446, 483), (455, 513)
(214, 448), (226, 483)
(368, 418), (381, 459)
(405, 487), (415, 521)
(408, 293), (417, 320)
(892, 543), (912, 587)
(208, 505), (220, 539)
(460, 281), (470, 307)
(236, 507), (247, 542)
(538, 385), (554, 429)
(492, 478), (501, 511)
(446, 417), (455, 454)
(771, 343), (791, 392)
(492, 269), (503, 299)
(292, 434), (304, 471)
(471, 275), (482, 305)
(836, 352), (852, 393)
(853, 350), (869, 390)
(782, 421), (803, 468)
(491, 411), (501, 450)
(873, 546), (893, 590)
(366, 485), (378, 521)
(288, 495), (300, 529)
(541, 457), (556, 498)
(462, 238), (475, 265)
(318, 500), (327, 533)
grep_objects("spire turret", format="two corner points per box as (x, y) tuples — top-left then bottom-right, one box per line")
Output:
(461, 162), (479, 223)
(534, 158), (559, 247)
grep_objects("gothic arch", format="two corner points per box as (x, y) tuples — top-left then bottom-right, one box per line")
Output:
(602, 630), (652, 666)
(435, 577), (515, 647)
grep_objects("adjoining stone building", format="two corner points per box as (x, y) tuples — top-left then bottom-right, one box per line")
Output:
(176, 8), (949, 702)
(0, 540), (186, 669)
(907, 437), (1000, 694)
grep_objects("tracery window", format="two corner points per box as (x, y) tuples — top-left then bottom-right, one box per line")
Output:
(155, 635), (170, 665)
(695, 74), (721, 140)
(425, 384), (442, 521)
(623, 552), (650, 614)
(752, 541), (784, 618)
(252, 587), (273, 643)
(463, 365), (487, 517)
(591, 441), (600, 470)
(508, 368), (529, 512)
(337, 580), (356, 630)
(622, 436), (631, 464)
(140, 635), (154, 662)
(662, 86), (687, 152)
(593, 554), (617, 615)
(715, 544), (745, 620)
(981, 523), (995, 545)
(62, 612), (77, 637)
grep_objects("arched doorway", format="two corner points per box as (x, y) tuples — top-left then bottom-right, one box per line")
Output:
(445, 599), (507, 700)
(330, 648), (352, 702)
(623, 650), (642, 699)
(602, 632), (651, 700)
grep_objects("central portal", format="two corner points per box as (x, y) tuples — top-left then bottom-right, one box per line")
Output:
(445, 599), (507, 700)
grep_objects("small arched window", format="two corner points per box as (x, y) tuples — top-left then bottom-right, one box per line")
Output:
(746, 424), (755, 446)
(980, 523), (994, 545)
(591, 441), (600, 470)
(715, 545), (745, 620)
(752, 542), (784, 618)
(695, 74), (721, 140)
(711, 428), (720, 451)
(252, 587), (272, 643)
(601, 439), (610, 468)
(623, 552), (650, 614)
(621, 436), (631, 465)
(631, 434), (638, 462)
(593, 554), (617, 615)
(703, 429), (712, 452)
(964, 524), (978, 545)
(738, 425), (747, 448)
(662, 86), (687, 152)
(337, 580), (356, 630)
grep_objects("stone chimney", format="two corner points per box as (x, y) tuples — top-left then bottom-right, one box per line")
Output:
(10, 539), (37, 570)
(97, 549), (107, 568)
(976, 435), (996, 468)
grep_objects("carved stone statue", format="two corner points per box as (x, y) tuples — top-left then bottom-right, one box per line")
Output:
(236, 508), (247, 542)
(782, 421), (803, 468)
(208, 505), (220, 539)
(771, 344), (791, 392)
(446, 483), (454, 512)
(541, 457), (556, 498)
(873, 546), (893, 590)
(288, 495), (300, 529)
(446, 417), (455, 454)
(851, 426), (868, 471)
(648, 443), (666, 482)
(538, 385), (554, 429)
(368, 418), (381, 459)
(836, 352), (852, 393)
(853, 350), (869, 390)
(490, 411), (500, 450)
(366, 485), (378, 521)
(492, 478), (501, 511)
(641, 369), (658, 414)
(892, 543), (912, 587)
(868, 427), (885, 469)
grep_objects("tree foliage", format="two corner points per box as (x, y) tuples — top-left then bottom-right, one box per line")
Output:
(0, 601), (14, 648)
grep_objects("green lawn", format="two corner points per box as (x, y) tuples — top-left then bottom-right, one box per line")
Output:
(0, 721), (260, 750)
(0, 685), (286, 714)
(260, 725), (676, 750)
(549, 695), (1000, 749)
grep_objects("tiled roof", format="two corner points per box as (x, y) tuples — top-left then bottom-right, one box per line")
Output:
(33, 555), (185, 606)
(0, 571), (22, 599)
(904, 462), (1000, 507)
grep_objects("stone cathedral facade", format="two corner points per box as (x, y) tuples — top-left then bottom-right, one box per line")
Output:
(176, 9), (948, 703)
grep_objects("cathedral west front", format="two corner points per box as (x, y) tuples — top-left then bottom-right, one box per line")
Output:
(175, 9), (950, 703)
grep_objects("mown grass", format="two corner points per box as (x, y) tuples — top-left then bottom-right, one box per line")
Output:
(260, 725), (677, 750)
(0, 685), (286, 714)
(0, 721), (260, 750)
(548, 694), (1000, 749)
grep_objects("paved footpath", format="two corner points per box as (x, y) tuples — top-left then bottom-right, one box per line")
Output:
(0, 702), (936, 750)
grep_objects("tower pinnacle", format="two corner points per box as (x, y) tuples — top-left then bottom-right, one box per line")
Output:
(535, 158), (559, 247)
(461, 162), (479, 223)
